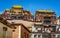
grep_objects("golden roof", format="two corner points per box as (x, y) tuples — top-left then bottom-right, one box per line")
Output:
(37, 10), (54, 12)
(12, 5), (23, 8)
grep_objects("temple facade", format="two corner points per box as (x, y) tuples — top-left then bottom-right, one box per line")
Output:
(1, 5), (60, 38)
(2, 5), (33, 21)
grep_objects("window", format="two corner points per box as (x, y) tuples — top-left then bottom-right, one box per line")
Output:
(3, 27), (7, 31)
(11, 22), (15, 24)
(38, 35), (41, 38)
(44, 20), (51, 24)
(44, 17), (51, 19)
(36, 27), (38, 30)
(18, 12), (21, 13)
(38, 12), (45, 14)
(12, 30), (15, 32)
(17, 15), (23, 19)
(3, 27), (7, 38)
(34, 35), (37, 38)
(57, 35), (60, 38)
(52, 35), (55, 38)
(11, 15), (16, 19)
(18, 12), (22, 14)
(24, 33), (26, 38)
(51, 26), (56, 32)
(12, 16), (16, 18)
(46, 12), (54, 14)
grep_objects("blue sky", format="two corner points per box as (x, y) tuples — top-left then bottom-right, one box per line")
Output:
(0, 0), (60, 16)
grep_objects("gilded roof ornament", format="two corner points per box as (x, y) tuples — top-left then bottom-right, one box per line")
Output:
(12, 5), (23, 9)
